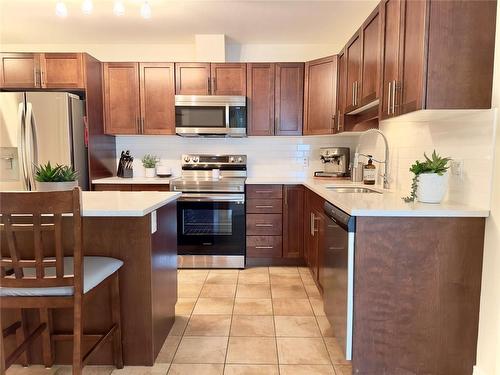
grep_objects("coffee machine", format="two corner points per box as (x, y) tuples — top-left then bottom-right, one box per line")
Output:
(314, 147), (350, 177)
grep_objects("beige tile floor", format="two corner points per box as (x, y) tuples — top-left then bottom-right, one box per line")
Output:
(7, 267), (352, 375)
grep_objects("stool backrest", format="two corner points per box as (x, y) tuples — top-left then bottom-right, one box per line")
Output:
(0, 188), (82, 293)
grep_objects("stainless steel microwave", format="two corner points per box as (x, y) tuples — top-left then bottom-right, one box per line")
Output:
(175, 95), (247, 137)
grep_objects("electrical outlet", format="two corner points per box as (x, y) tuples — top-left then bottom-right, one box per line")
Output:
(450, 159), (464, 178)
(302, 156), (309, 168)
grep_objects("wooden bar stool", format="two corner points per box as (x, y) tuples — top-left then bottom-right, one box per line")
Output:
(0, 188), (123, 374)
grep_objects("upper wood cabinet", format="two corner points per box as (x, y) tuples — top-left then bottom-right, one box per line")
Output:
(360, 5), (382, 106)
(103, 63), (141, 135)
(0, 53), (39, 88)
(247, 63), (303, 136)
(336, 50), (347, 133)
(104, 62), (175, 135)
(39, 53), (84, 89)
(303, 55), (337, 135)
(211, 63), (246, 95)
(175, 62), (246, 95)
(175, 63), (210, 95)
(275, 63), (304, 136)
(139, 63), (175, 135)
(247, 63), (275, 136)
(380, 0), (496, 120)
(345, 32), (362, 112)
(0, 52), (85, 89)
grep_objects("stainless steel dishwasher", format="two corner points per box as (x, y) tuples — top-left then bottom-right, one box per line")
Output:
(323, 201), (355, 360)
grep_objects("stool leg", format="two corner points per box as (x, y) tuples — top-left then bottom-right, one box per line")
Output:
(15, 309), (29, 367)
(111, 273), (123, 369)
(72, 296), (83, 375)
(39, 308), (54, 368)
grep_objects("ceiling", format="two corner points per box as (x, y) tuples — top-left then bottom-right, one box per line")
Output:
(0, 0), (378, 46)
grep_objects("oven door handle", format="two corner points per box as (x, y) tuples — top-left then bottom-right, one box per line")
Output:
(179, 193), (245, 203)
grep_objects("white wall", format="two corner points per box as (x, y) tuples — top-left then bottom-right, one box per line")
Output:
(115, 135), (357, 179)
(474, 2), (500, 374)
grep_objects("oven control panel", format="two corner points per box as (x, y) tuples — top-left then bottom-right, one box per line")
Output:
(181, 154), (247, 165)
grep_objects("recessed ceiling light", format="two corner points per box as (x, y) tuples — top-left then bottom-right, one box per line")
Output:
(140, 1), (152, 19)
(113, 0), (125, 16)
(55, 1), (68, 18)
(81, 0), (93, 15)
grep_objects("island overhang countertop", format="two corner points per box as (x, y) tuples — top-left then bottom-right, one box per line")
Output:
(81, 191), (181, 217)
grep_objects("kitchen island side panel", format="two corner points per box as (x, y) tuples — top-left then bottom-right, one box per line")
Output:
(353, 217), (485, 375)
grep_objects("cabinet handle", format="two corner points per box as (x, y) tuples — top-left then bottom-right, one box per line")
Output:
(40, 69), (45, 87)
(256, 224), (273, 227)
(213, 77), (217, 93)
(352, 82), (356, 106)
(284, 188), (288, 206)
(141, 117), (145, 133)
(356, 81), (359, 106)
(208, 77), (211, 93)
(255, 190), (272, 194)
(310, 212), (315, 236)
(255, 205), (273, 208)
(33, 67), (37, 87)
(391, 80), (397, 115)
(337, 110), (341, 132)
(255, 246), (273, 249)
(387, 81), (392, 115)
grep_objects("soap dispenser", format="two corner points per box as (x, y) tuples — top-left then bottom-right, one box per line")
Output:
(363, 155), (376, 185)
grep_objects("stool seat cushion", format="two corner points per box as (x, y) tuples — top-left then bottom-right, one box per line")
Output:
(0, 256), (123, 297)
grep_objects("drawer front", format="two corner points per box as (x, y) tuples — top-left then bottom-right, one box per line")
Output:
(247, 199), (283, 214)
(246, 214), (282, 236)
(93, 184), (131, 191)
(247, 236), (282, 258)
(131, 184), (170, 191)
(246, 184), (283, 199)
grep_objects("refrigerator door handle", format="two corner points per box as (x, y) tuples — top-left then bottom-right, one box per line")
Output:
(18, 101), (29, 190)
(25, 102), (39, 190)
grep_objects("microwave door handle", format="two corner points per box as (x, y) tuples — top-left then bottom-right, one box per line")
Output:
(18, 101), (29, 190)
(225, 104), (230, 129)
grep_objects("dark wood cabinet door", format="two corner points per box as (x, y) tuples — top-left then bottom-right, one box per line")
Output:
(398, 0), (427, 116)
(303, 56), (337, 135)
(336, 50), (347, 133)
(360, 5), (382, 106)
(247, 63), (275, 136)
(275, 63), (304, 136)
(40, 53), (84, 89)
(345, 31), (362, 111)
(139, 63), (175, 135)
(380, 0), (402, 120)
(175, 63), (210, 95)
(103, 62), (140, 135)
(0, 53), (40, 88)
(211, 63), (246, 95)
(283, 185), (304, 259)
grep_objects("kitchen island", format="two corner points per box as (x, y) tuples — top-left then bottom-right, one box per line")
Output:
(1, 191), (181, 366)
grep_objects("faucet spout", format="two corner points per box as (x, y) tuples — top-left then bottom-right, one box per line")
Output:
(356, 129), (390, 189)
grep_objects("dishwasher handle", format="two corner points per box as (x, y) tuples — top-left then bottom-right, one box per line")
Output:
(324, 202), (355, 232)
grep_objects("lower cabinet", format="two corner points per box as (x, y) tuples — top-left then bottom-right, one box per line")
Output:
(93, 183), (170, 191)
(246, 184), (304, 264)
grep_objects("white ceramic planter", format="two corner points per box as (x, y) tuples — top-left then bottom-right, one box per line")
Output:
(145, 168), (156, 178)
(36, 181), (78, 192)
(416, 172), (448, 204)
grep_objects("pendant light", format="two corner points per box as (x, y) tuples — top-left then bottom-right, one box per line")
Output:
(140, 1), (152, 19)
(55, 1), (68, 17)
(81, 0), (93, 15)
(113, 0), (125, 16)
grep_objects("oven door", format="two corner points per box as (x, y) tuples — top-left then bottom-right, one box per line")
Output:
(177, 194), (245, 256)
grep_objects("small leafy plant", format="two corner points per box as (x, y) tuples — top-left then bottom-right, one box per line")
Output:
(402, 150), (451, 203)
(34, 162), (78, 182)
(142, 154), (158, 168)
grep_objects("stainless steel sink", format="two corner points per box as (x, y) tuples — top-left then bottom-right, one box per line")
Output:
(326, 187), (382, 194)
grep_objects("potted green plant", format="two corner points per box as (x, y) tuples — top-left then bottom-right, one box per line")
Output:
(403, 150), (451, 204)
(142, 154), (158, 178)
(34, 162), (78, 192)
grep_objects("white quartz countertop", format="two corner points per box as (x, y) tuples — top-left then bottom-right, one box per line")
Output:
(81, 191), (181, 217)
(246, 177), (490, 218)
(92, 176), (173, 185)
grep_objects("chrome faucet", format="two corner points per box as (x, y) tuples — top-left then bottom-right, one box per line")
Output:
(354, 129), (390, 189)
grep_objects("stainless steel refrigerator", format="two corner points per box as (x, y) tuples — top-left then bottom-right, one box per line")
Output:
(0, 92), (88, 191)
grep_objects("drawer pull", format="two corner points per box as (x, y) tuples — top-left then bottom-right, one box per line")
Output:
(255, 190), (272, 194)
(255, 224), (273, 227)
(255, 205), (273, 208)
(255, 246), (273, 249)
